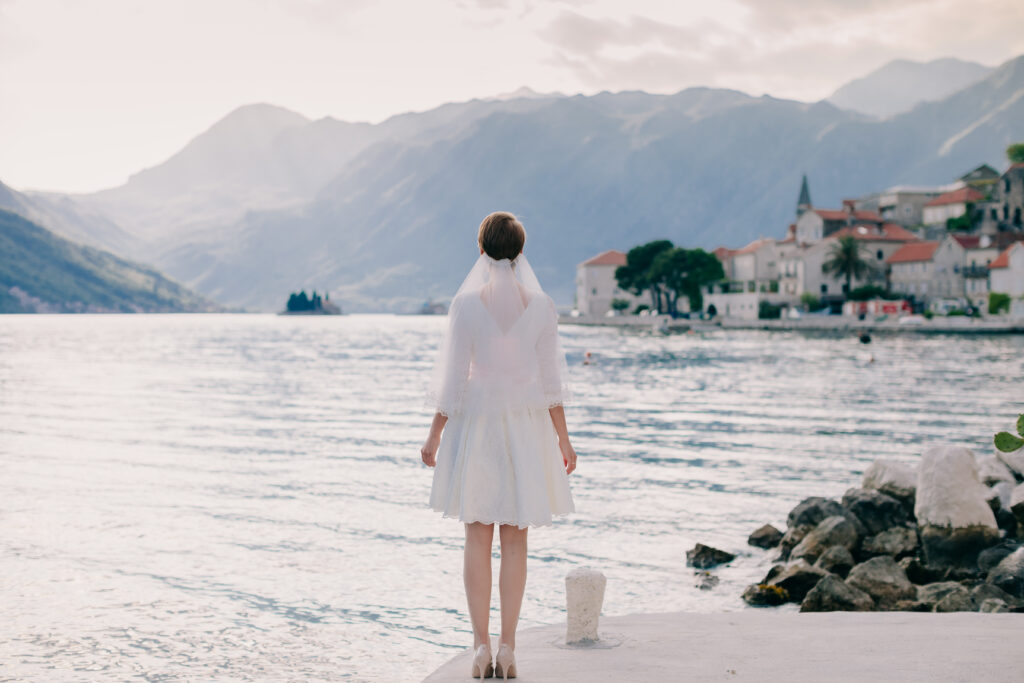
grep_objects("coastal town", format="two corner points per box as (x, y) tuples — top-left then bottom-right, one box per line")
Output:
(575, 155), (1024, 324)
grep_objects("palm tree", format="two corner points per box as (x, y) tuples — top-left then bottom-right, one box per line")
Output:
(822, 235), (873, 296)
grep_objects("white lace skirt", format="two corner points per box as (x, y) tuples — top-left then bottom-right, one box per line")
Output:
(430, 407), (575, 528)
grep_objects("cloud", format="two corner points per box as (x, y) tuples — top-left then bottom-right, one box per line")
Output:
(537, 0), (1024, 101)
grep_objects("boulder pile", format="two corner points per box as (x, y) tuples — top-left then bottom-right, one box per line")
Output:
(738, 445), (1024, 613)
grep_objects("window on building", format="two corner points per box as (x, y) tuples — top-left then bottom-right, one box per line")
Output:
(876, 250), (884, 260)
(1015, 208), (1022, 227)
(820, 284), (827, 294)
(591, 288), (597, 295)
(1007, 178), (1012, 193)
(1005, 204), (1010, 220)
(992, 208), (999, 220)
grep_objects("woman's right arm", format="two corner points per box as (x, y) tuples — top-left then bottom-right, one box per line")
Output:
(548, 405), (577, 475)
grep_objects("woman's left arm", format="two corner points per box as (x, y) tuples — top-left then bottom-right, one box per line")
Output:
(421, 412), (448, 467)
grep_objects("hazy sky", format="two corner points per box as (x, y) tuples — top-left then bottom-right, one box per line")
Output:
(2, 0), (1022, 193)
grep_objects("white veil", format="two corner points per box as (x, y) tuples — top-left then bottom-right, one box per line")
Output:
(426, 251), (572, 417)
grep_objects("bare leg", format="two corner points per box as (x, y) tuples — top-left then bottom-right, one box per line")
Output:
(498, 524), (528, 650)
(464, 522), (495, 649)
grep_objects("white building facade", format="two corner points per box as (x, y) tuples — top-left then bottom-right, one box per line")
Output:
(575, 249), (646, 317)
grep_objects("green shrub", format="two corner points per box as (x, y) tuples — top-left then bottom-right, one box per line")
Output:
(758, 300), (782, 319)
(800, 292), (825, 312)
(923, 310), (934, 320)
(989, 292), (1011, 315)
(848, 284), (891, 301)
(611, 298), (630, 313)
(946, 309), (966, 316)
(633, 303), (650, 314)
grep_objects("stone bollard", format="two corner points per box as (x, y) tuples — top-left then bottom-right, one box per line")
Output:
(565, 568), (606, 644)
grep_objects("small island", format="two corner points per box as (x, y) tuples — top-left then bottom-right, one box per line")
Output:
(280, 290), (342, 315)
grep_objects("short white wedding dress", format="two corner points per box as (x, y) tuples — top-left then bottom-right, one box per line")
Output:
(427, 252), (575, 528)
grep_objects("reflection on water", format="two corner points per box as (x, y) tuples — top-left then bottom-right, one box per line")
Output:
(1, 314), (1021, 680)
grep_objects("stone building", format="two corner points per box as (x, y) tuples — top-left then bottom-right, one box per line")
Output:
(922, 187), (985, 227)
(855, 186), (943, 227)
(887, 241), (940, 303)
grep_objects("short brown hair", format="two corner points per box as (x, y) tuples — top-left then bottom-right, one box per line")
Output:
(477, 211), (526, 261)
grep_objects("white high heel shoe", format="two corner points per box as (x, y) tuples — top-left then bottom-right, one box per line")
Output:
(494, 643), (516, 680)
(471, 643), (493, 679)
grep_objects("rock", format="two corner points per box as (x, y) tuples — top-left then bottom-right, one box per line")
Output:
(695, 571), (719, 590)
(842, 487), (909, 536)
(846, 556), (917, 609)
(790, 516), (859, 563)
(979, 598), (1008, 612)
(969, 582), (1017, 608)
(974, 452), (1017, 487)
(762, 564), (785, 583)
(862, 459), (917, 510)
(815, 545), (855, 578)
(767, 560), (832, 603)
(919, 524), (1001, 570)
(787, 497), (845, 529)
(861, 527), (918, 560)
(978, 540), (1021, 574)
(777, 525), (813, 561)
(741, 583), (789, 606)
(898, 556), (944, 585)
(989, 481), (1015, 511)
(1010, 483), (1024, 536)
(686, 543), (736, 569)
(940, 566), (984, 583)
(800, 574), (874, 612)
(997, 449), (1024, 482)
(934, 586), (975, 612)
(996, 508), (1018, 538)
(915, 446), (1000, 568)
(987, 547), (1024, 599)
(565, 568), (606, 644)
(893, 599), (931, 612)
(748, 523), (784, 549)
(916, 581), (966, 609)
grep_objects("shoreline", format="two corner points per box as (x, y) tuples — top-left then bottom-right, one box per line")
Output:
(422, 610), (1023, 682)
(561, 314), (1024, 335)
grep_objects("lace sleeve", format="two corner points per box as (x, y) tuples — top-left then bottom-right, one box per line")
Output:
(535, 296), (572, 408)
(426, 294), (473, 416)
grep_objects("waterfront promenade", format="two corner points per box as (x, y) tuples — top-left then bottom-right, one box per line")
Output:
(423, 610), (1022, 682)
(561, 314), (1024, 335)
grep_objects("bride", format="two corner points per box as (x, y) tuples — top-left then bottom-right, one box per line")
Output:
(421, 211), (578, 679)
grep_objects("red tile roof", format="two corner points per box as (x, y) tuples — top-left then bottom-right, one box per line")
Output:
(924, 187), (984, 207)
(712, 246), (735, 261)
(581, 249), (627, 267)
(829, 223), (918, 242)
(951, 234), (982, 249)
(990, 243), (1020, 269)
(812, 208), (883, 223)
(735, 238), (773, 254)
(887, 241), (939, 264)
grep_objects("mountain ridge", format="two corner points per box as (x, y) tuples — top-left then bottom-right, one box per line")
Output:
(16, 53), (1024, 312)
(827, 57), (994, 119)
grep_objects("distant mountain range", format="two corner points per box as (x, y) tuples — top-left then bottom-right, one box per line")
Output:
(828, 58), (994, 119)
(10, 54), (1024, 312)
(0, 204), (214, 313)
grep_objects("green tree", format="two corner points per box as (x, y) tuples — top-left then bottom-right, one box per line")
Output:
(649, 247), (724, 314)
(1008, 143), (1024, 165)
(822, 235), (873, 297)
(615, 240), (674, 313)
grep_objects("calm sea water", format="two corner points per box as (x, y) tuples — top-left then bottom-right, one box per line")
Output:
(1, 314), (1022, 681)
